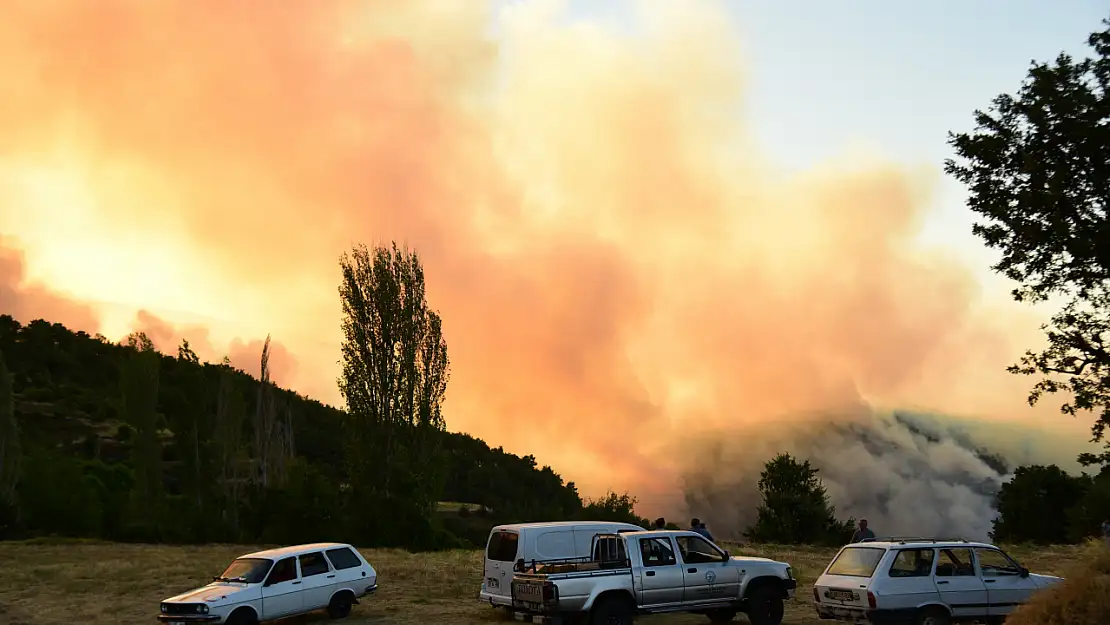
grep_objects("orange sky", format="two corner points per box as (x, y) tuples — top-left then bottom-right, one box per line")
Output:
(0, 0), (1096, 508)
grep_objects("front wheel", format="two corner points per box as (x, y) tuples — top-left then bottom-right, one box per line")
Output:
(590, 597), (634, 625)
(744, 586), (784, 625)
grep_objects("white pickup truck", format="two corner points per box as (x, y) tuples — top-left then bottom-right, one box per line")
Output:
(509, 530), (796, 625)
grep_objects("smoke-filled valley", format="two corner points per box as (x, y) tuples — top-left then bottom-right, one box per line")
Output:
(680, 408), (1093, 542)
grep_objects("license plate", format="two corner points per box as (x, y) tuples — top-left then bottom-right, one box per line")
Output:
(517, 584), (542, 598)
(487, 577), (499, 589)
(829, 589), (857, 601)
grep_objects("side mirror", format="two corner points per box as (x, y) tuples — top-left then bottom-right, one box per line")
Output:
(1020, 567), (1029, 578)
(723, 550), (731, 559)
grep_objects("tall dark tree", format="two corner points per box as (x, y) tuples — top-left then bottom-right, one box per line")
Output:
(945, 18), (1110, 467)
(990, 464), (1090, 544)
(214, 357), (247, 534)
(338, 242), (450, 545)
(0, 349), (20, 525)
(745, 453), (854, 545)
(172, 339), (208, 509)
(121, 331), (162, 526)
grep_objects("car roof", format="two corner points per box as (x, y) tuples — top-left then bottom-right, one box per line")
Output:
(239, 542), (352, 560)
(618, 530), (704, 538)
(492, 521), (643, 531)
(845, 539), (997, 550)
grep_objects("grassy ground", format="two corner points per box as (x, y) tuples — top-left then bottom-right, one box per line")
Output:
(0, 539), (1087, 625)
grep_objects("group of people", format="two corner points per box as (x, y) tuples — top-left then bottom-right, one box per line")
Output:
(653, 516), (715, 541)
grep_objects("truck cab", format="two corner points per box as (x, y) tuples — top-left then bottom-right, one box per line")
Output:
(510, 530), (796, 625)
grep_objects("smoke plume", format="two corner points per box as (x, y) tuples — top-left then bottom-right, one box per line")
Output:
(0, 0), (1099, 535)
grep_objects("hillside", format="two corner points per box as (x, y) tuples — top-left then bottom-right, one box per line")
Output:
(0, 315), (636, 549)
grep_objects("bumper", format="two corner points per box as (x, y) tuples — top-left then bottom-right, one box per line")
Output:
(784, 578), (797, 599)
(512, 612), (563, 624)
(814, 606), (917, 624)
(480, 589), (513, 607)
(156, 616), (221, 623)
(361, 583), (379, 597)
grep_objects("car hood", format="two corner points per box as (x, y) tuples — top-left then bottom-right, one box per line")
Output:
(164, 583), (255, 605)
(731, 556), (779, 564)
(1030, 573), (1064, 588)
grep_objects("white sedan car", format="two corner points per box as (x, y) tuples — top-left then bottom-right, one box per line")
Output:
(812, 538), (1062, 625)
(157, 542), (377, 624)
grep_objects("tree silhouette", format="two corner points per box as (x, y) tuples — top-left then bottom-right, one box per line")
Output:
(945, 18), (1110, 467)
(745, 453), (854, 545)
(338, 242), (450, 546)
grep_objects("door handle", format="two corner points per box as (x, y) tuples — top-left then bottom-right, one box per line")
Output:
(687, 568), (697, 573)
(984, 580), (995, 583)
(646, 571), (656, 577)
(936, 581), (949, 585)
(292, 581), (301, 585)
(327, 575), (336, 579)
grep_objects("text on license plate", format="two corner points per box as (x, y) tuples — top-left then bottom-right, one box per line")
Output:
(518, 584), (542, 597)
(829, 589), (857, 601)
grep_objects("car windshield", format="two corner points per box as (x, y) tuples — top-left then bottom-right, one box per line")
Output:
(826, 547), (886, 577)
(216, 558), (272, 584)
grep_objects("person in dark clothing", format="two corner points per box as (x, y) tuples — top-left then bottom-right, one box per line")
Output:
(654, 517), (666, 529)
(690, 518), (715, 541)
(851, 519), (875, 543)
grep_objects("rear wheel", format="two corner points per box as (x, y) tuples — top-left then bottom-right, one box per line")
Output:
(590, 596), (634, 625)
(744, 586), (784, 625)
(915, 607), (951, 625)
(706, 607), (737, 623)
(327, 591), (354, 619)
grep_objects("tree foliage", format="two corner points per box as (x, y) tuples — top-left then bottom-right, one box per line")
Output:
(945, 18), (1110, 467)
(0, 348), (20, 533)
(991, 464), (1110, 544)
(745, 453), (855, 545)
(338, 242), (451, 546)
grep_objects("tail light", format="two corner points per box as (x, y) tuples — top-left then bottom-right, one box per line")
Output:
(542, 581), (558, 604)
(867, 591), (876, 609)
(812, 587), (820, 603)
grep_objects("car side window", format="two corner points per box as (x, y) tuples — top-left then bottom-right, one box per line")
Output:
(974, 549), (1021, 577)
(265, 556), (298, 586)
(639, 538), (677, 567)
(675, 535), (727, 564)
(325, 547), (362, 571)
(299, 552), (330, 577)
(888, 548), (934, 577)
(935, 548), (975, 577)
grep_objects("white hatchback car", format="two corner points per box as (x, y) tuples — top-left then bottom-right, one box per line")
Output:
(812, 538), (1063, 625)
(157, 542), (378, 624)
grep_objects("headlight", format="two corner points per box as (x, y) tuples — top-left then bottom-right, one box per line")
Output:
(785, 567), (793, 579)
(160, 605), (167, 613)
(197, 604), (209, 614)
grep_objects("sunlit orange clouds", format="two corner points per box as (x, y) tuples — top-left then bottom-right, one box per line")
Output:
(0, 0), (1093, 510)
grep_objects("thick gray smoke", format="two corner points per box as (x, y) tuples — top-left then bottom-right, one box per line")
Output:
(679, 407), (1092, 542)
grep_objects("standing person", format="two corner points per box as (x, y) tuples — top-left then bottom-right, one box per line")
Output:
(851, 519), (875, 543)
(1102, 517), (1110, 546)
(691, 518), (715, 541)
(654, 517), (666, 529)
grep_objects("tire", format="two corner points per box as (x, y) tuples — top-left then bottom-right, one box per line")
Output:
(327, 591), (354, 619)
(590, 596), (634, 625)
(706, 607), (737, 623)
(224, 607), (258, 625)
(915, 607), (951, 625)
(744, 586), (784, 625)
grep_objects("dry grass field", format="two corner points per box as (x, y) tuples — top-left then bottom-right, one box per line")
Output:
(0, 538), (1089, 625)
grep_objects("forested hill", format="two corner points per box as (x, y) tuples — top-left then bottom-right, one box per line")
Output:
(0, 315), (641, 549)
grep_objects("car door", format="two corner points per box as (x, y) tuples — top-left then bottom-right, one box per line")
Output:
(484, 529), (519, 602)
(260, 556), (304, 619)
(297, 551), (335, 610)
(973, 547), (1039, 616)
(933, 548), (987, 620)
(637, 537), (685, 607)
(675, 534), (739, 603)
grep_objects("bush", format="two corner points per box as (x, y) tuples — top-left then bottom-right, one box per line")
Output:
(1006, 540), (1110, 625)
